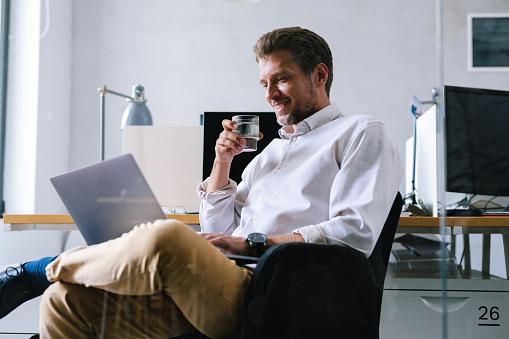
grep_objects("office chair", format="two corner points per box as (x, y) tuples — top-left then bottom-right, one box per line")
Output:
(179, 192), (403, 339)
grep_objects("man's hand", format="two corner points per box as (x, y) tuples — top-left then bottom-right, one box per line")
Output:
(214, 119), (246, 164)
(201, 233), (251, 256)
(205, 120), (263, 192)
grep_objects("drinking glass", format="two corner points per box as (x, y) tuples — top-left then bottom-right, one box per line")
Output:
(232, 115), (259, 152)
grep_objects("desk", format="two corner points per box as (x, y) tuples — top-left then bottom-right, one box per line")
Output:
(5, 214), (508, 232)
(2, 215), (509, 277)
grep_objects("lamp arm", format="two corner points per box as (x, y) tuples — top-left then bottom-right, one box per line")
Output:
(104, 89), (132, 100)
(98, 85), (133, 100)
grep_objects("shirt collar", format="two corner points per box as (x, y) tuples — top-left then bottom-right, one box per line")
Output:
(278, 103), (342, 139)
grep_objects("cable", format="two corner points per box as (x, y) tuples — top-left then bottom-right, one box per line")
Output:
(481, 196), (499, 212)
(470, 196), (506, 212)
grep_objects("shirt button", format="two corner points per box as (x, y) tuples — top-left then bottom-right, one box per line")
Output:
(270, 194), (275, 200)
(277, 164), (284, 169)
(251, 216), (257, 221)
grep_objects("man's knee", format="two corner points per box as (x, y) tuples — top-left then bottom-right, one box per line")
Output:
(41, 282), (68, 313)
(134, 220), (222, 278)
(137, 220), (199, 256)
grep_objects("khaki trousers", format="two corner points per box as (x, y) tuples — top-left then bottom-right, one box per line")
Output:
(40, 220), (252, 339)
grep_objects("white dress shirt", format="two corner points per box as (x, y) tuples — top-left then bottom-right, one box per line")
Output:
(197, 103), (404, 256)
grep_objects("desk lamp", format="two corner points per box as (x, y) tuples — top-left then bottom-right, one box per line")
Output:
(98, 84), (153, 161)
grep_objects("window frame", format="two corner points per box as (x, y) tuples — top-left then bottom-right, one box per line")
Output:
(0, 0), (11, 213)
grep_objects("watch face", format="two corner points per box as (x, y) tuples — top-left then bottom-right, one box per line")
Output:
(248, 232), (267, 244)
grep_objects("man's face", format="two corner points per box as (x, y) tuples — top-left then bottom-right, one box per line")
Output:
(259, 50), (319, 127)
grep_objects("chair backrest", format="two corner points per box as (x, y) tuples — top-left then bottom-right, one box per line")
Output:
(368, 192), (403, 328)
(369, 192), (403, 288)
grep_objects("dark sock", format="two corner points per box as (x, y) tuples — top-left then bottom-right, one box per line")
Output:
(21, 256), (58, 290)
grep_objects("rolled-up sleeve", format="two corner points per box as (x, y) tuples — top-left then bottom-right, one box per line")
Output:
(197, 178), (240, 234)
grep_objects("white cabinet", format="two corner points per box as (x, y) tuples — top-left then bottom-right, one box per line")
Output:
(381, 275), (509, 339)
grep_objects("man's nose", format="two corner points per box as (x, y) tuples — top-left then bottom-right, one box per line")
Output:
(266, 83), (280, 102)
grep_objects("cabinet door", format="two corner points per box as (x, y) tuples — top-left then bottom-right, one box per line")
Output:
(380, 290), (509, 339)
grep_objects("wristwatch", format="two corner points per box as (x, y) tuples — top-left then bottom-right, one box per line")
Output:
(246, 232), (267, 257)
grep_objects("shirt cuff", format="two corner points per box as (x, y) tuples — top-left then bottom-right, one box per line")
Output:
(293, 225), (328, 244)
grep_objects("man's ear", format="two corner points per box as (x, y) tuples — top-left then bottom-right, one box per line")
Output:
(314, 63), (329, 89)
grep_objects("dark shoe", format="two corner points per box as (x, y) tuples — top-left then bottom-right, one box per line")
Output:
(0, 263), (46, 319)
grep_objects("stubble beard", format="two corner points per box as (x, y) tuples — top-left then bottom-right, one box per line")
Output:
(277, 87), (317, 127)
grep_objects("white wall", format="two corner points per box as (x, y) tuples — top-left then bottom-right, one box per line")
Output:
(35, 0), (72, 213)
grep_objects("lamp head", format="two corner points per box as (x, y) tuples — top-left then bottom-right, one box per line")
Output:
(130, 84), (147, 102)
(121, 84), (153, 129)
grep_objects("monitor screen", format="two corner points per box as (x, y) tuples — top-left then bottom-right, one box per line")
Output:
(444, 85), (509, 196)
(202, 112), (281, 184)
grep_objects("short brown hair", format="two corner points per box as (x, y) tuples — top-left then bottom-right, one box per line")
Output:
(253, 27), (333, 98)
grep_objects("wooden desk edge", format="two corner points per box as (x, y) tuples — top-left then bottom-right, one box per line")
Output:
(398, 216), (450, 227)
(4, 214), (74, 224)
(450, 216), (509, 227)
(3, 214), (200, 225)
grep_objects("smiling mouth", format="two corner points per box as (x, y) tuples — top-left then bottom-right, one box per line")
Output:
(273, 99), (290, 111)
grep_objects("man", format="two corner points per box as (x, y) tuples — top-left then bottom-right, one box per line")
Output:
(0, 27), (403, 338)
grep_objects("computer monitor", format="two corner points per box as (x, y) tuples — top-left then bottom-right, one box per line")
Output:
(202, 112), (281, 184)
(444, 85), (509, 197)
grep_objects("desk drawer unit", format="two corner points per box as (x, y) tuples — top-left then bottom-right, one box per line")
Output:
(380, 290), (509, 339)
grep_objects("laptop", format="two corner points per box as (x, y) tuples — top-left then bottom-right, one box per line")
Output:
(51, 154), (167, 245)
(51, 154), (258, 264)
